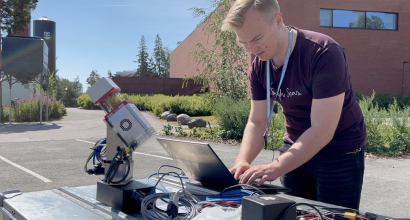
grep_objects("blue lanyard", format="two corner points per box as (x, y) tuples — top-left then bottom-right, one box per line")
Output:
(266, 29), (293, 128)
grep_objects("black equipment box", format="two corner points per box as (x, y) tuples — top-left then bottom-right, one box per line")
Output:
(242, 195), (296, 220)
(96, 180), (153, 213)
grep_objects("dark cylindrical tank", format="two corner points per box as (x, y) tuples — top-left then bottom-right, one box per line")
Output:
(33, 16), (56, 75)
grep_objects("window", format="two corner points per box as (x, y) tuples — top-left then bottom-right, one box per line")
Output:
(320, 9), (398, 30)
(320, 9), (332, 26)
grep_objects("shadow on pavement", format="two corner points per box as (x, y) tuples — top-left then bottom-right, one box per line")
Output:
(0, 123), (62, 134)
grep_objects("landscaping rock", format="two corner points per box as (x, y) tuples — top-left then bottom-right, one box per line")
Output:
(161, 111), (171, 120)
(177, 114), (191, 125)
(188, 118), (207, 129)
(166, 113), (177, 122)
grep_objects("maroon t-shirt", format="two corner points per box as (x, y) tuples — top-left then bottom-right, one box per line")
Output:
(249, 27), (366, 150)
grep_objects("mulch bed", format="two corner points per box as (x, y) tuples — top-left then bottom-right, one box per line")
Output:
(158, 135), (409, 160)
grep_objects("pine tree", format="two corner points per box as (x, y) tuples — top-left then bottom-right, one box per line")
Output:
(147, 57), (158, 77)
(134, 35), (150, 77)
(153, 34), (163, 77)
(1, 0), (38, 35)
(161, 46), (172, 78)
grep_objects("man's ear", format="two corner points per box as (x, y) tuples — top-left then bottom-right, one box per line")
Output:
(275, 12), (283, 27)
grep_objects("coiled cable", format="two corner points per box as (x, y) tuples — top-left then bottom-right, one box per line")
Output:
(141, 190), (198, 220)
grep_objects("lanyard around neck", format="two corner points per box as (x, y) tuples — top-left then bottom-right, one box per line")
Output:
(266, 28), (293, 128)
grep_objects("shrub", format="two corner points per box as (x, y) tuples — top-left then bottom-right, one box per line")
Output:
(1, 105), (9, 122)
(125, 94), (213, 116)
(266, 104), (286, 151)
(358, 92), (391, 153)
(213, 96), (251, 140)
(355, 91), (410, 110)
(77, 94), (99, 109)
(4, 95), (66, 122)
(386, 99), (410, 155)
(358, 92), (410, 155)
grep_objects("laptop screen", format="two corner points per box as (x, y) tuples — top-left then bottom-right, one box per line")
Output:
(156, 137), (238, 189)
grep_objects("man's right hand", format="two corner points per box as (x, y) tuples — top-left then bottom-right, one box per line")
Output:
(229, 162), (251, 180)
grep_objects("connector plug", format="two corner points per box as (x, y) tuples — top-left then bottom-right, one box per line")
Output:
(344, 212), (357, 219)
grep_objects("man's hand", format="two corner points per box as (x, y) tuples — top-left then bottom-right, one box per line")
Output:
(229, 162), (251, 180)
(239, 163), (278, 187)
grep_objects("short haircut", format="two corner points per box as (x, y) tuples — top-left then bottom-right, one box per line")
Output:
(221, 0), (280, 31)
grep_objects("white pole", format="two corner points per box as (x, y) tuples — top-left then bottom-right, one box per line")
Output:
(46, 88), (49, 121)
(9, 83), (11, 124)
(39, 84), (43, 125)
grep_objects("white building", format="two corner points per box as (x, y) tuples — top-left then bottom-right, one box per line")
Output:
(115, 70), (135, 77)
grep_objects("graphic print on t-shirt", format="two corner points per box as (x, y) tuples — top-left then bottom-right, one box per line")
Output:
(270, 83), (302, 101)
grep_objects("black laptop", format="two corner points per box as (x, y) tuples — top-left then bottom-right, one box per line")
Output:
(156, 137), (290, 193)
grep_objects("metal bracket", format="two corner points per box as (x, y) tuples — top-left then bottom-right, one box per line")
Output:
(0, 190), (22, 206)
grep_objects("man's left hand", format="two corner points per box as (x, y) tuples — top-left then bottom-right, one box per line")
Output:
(239, 163), (279, 187)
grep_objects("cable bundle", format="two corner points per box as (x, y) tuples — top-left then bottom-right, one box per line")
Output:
(141, 171), (198, 220)
(104, 146), (131, 184)
(141, 190), (198, 220)
(84, 138), (107, 175)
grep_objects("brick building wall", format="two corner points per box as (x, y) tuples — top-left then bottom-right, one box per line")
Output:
(170, 0), (410, 95)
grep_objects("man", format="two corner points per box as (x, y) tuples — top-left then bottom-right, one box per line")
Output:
(222, 0), (367, 209)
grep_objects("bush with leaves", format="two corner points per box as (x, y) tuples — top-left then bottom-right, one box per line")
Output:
(125, 94), (213, 116)
(77, 94), (99, 109)
(213, 96), (251, 140)
(3, 95), (66, 122)
(1, 105), (8, 122)
(355, 91), (410, 110)
(386, 99), (410, 155)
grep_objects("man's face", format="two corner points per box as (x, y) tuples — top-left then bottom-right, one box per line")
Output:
(235, 9), (281, 61)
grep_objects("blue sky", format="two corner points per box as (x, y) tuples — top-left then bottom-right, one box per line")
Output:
(30, 0), (211, 92)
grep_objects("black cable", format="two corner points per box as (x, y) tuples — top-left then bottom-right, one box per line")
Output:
(109, 156), (131, 184)
(157, 165), (185, 175)
(221, 184), (266, 196)
(155, 165), (186, 189)
(104, 147), (130, 184)
(282, 203), (324, 220)
(150, 172), (187, 198)
(84, 151), (94, 174)
(314, 205), (357, 213)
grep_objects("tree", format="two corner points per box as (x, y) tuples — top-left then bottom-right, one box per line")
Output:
(366, 15), (386, 29)
(56, 76), (82, 107)
(153, 34), (164, 77)
(107, 69), (113, 78)
(184, 0), (249, 100)
(147, 57), (158, 77)
(349, 15), (366, 28)
(134, 35), (150, 77)
(86, 70), (101, 86)
(161, 46), (172, 77)
(1, 0), (38, 35)
(349, 14), (386, 29)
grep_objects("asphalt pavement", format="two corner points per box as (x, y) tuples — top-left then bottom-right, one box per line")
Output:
(0, 108), (409, 218)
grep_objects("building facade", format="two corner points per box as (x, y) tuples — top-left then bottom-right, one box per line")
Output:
(170, 0), (410, 95)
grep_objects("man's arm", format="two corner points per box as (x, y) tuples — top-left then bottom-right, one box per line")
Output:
(229, 99), (270, 180)
(239, 92), (345, 186)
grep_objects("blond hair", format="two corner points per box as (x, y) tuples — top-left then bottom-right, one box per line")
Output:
(221, 0), (280, 31)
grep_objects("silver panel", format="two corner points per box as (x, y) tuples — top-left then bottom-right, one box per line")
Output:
(1, 190), (106, 220)
(1, 206), (18, 220)
(107, 103), (156, 149)
(105, 125), (133, 185)
(87, 77), (120, 104)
